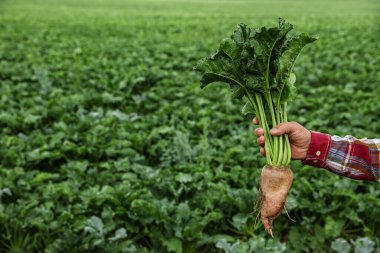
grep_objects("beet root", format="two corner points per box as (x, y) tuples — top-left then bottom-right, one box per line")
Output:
(259, 165), (293, 236)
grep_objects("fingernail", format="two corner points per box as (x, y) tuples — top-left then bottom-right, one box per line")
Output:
(270, 129), (278, 134)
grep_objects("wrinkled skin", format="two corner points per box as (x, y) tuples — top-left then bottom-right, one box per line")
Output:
(260, 165), (293, 236)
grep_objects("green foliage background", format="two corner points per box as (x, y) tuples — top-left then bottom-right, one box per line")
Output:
(0, 0), (379, 252)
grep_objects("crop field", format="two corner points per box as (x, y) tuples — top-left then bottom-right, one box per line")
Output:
(0, 0), (380, 252)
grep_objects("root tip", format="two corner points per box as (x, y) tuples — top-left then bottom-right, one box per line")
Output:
(269, 228), (273, 237)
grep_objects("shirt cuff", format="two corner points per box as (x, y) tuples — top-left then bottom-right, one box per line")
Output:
(302, 131), (332, 168)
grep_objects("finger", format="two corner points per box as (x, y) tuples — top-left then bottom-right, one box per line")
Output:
(270, 122), (299, 136)
(252, 117), (259, 125)
(257, 136), (265, 146)
(254, 128), (264, 137)
(260, 147), (266, 156)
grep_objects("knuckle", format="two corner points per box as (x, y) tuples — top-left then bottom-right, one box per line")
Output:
(254, 128), (262, 136)
(289, 121), (300, 127)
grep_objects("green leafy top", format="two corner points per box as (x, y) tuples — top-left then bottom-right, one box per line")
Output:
(195, 18), (317, 106)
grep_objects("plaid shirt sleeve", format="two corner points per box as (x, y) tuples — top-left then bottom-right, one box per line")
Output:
(302, 131), (380, 182)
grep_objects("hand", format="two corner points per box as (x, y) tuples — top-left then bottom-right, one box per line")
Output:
(252, 117), (311, 160)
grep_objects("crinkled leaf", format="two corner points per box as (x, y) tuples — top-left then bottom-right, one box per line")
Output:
(231, 84), (245, 99)
(0, 188), (12, 197)
(220, 38), (241, 60)
(195, 51), (244, 90)
(324, 216), (344, 238)
(163, 237), (183, 253)
(331, 238), (351, 253)
(242, 101), (255, 115)
(108, 228), (127, 241)
(353, 238), (375, 253)
(274, 33), (318, 103)
(84, 216), (104, 236)
(233, 23), (250, 45)
(250, 18), (293, 84)
(231, 213), (250, 230)
(175, 172), (193, 183)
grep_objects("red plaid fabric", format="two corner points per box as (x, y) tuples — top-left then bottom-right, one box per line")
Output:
(302, 131), (379, 182)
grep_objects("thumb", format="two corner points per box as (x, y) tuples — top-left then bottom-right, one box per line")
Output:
(270, 122), (298, 136)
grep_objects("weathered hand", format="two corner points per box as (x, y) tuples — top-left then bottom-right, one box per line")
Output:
(253, 117), (311, 160)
